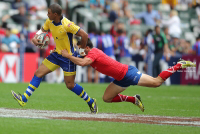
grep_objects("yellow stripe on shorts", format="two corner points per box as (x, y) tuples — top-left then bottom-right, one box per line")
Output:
(42, 59), (59, 71)
(63, 71), (76, 76)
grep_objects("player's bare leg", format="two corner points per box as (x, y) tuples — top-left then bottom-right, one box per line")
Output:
(138, 74), (163, 87)
(138, 59), (196, 87)
(11, 63), (52, 106)
(35, 63), (52, 77)
(64, 75), (76, 90)
(64, 75), (98, 113)
(103, 82), (125, 102)
(103, 82), (144, 112)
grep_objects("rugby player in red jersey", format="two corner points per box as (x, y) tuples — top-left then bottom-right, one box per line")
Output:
(61, 39), (196, 112)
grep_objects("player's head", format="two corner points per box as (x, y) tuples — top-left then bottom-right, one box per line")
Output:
(77, 38), (93, 55)
(48, 4), (62, 20)
(84, 38), (93, 54)
(86, 38), (93, 48)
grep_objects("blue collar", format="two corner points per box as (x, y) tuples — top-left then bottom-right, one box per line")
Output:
(52, 16), (63, 26)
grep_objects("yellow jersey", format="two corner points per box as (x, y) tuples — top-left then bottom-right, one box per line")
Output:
(43, 16), (80, 55)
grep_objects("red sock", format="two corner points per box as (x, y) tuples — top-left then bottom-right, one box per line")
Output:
(111, 94), (135, 103)
(159, 63), (182, 80)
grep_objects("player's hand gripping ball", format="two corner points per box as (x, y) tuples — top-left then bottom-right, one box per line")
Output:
(36, 33), (50, 49)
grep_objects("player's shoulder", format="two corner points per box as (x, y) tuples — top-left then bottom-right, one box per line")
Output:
(45, 18), (53, 24)
(93, 48), (104, 55)
(62, 17), (73, 25)
(89, 48), (98, 53)
(91, 48), (99, 51)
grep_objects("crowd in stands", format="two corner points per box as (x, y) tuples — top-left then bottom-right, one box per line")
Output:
(0, 0), (200, 83)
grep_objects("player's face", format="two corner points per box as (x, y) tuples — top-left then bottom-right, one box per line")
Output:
(47, 9), (56, 20)
(84, 46), (90, 55)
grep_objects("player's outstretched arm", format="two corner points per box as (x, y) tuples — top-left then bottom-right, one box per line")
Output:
(61, 50), (92, 66)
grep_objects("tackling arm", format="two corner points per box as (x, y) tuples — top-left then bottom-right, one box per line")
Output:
(61, 49), (93, 66)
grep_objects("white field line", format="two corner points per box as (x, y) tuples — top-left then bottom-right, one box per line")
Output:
(0, 108), (200, 126)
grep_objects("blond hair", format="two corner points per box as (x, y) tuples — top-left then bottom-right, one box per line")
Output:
(111, 2), (119, 12)
(170, 10), (178, 17)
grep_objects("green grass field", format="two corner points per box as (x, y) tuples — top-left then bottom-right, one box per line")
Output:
(0, 83), (200, 134)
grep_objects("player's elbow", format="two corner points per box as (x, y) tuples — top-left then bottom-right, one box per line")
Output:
(31, 35), (37, 42)
(102, 96), (112, 103)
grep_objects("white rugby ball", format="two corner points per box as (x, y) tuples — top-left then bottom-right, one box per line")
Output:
(36, 33), (50, 49)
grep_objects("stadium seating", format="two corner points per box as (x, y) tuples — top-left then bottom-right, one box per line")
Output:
(0, 0), (199, 44)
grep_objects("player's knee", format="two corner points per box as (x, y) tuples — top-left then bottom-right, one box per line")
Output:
(102, 96), (111, 103)
(34, 69), (43, 78)
(66, 83), (74, 90)
(152, 81), (162, 87)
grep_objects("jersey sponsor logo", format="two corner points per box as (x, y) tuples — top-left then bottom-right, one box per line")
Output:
(68, 23), (72, 27)
(137, 71), (141, 74)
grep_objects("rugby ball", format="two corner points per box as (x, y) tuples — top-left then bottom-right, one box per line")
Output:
(36, 32), (50, 49)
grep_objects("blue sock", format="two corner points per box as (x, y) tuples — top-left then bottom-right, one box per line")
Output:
(71, 84), (94, 105)
(22, 75), (42, 102)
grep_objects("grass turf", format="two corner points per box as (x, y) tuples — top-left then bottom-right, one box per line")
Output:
(0, 83), (200, 134)
(0, 117), (200, 134)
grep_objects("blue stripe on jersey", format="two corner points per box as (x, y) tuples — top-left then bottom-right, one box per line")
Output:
(67, 33), (74, 53)
(76, 28), (81, 34)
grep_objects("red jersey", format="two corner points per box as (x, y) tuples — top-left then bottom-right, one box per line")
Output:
(86, 48), (128, 81)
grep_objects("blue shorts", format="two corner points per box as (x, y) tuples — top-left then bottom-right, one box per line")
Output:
(42, 52), (77, 76)
(113, 66), (142, 87)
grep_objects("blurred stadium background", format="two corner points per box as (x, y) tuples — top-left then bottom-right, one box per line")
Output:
(0, 0), (199, 84)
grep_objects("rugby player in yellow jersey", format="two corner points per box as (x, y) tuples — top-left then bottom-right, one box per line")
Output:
(11, 4), (98, 114)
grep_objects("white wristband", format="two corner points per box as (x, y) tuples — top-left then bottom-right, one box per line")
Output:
(36, 29), (43, 35)
(79, 48), (86, 56)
